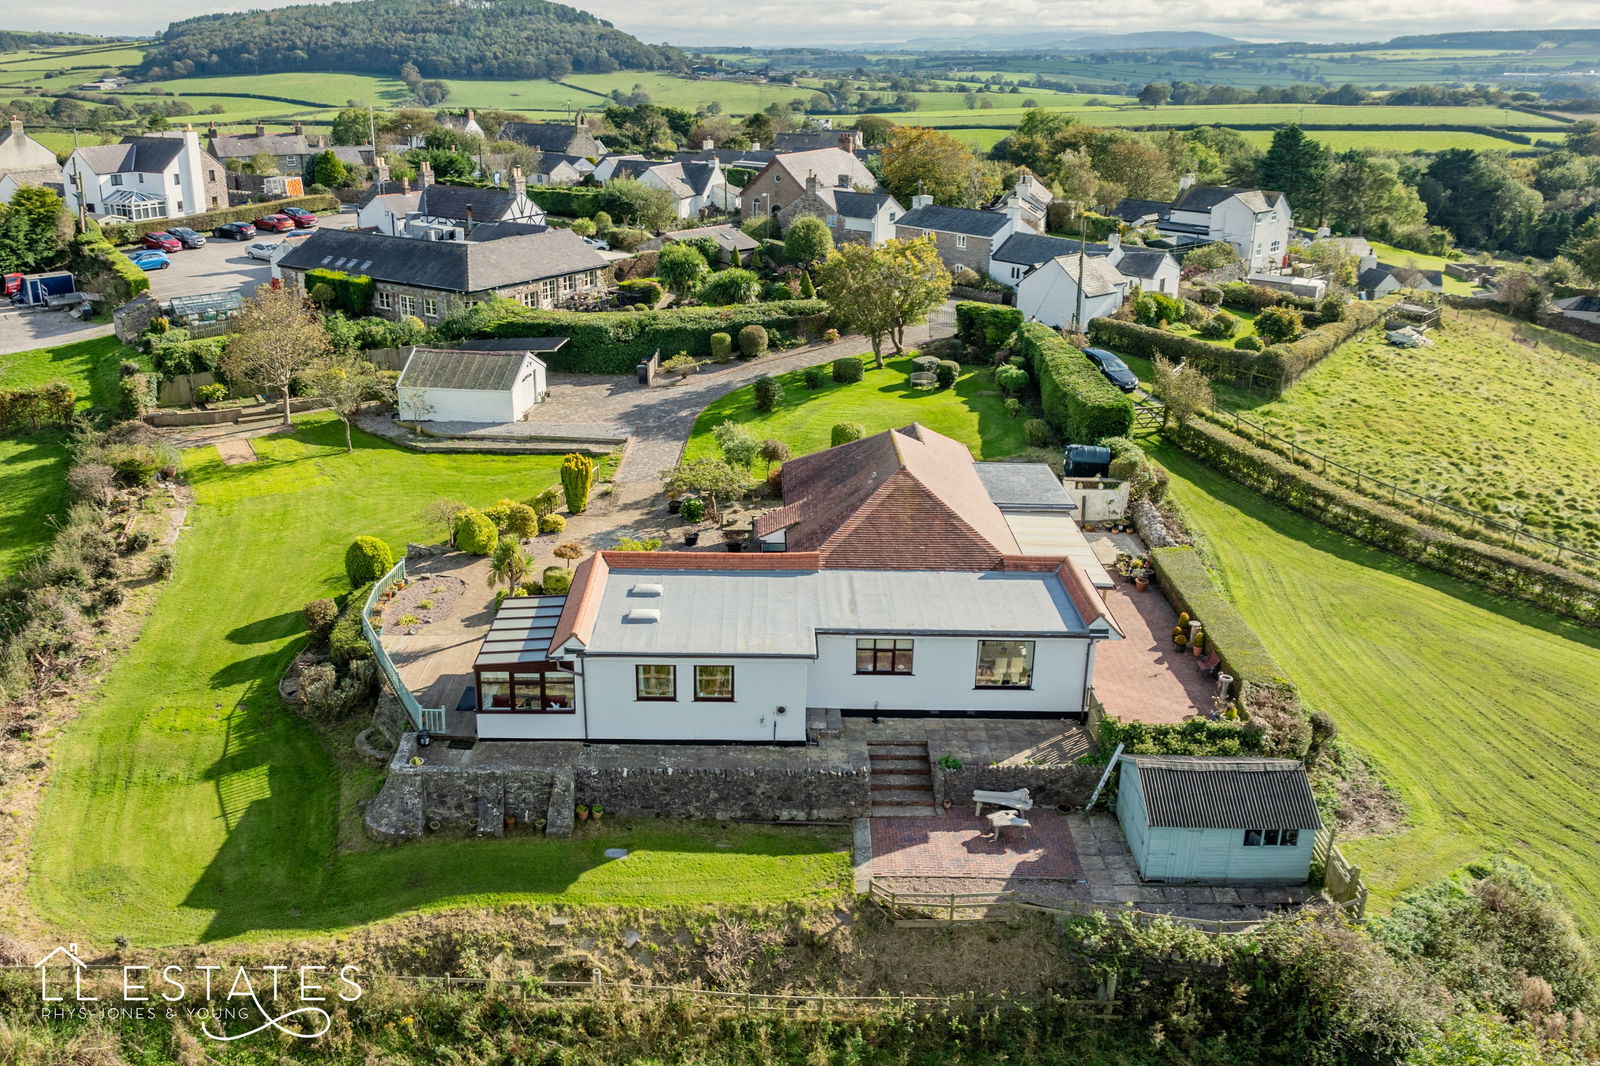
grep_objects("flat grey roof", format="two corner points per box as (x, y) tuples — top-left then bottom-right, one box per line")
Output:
(474, 595), (567, 668)
(974, 463), (1077, 512)
(584, 567), (1091, 657)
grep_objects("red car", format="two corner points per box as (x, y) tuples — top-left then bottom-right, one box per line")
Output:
(281, 206), (318, 228)
(142, 231), (182, 252)
(254, 214), (295, 232)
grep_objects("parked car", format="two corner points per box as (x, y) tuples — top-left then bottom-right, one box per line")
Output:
(1082, 347), (1139, 392)
(581, 236), (610, 250)
(244, 241), (281, 261)
(214, 221), (257, 241)
(127, 250), (171, 270)
(281, 206), (318, 228)
(141, 231), (182, 252)
(166, 226), (207, 249)
(254, 214), (295, 232)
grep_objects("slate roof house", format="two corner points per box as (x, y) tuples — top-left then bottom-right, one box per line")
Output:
(0, 117), (60, 204)
(741, 147), (879, 221)
(207, 121), (372, 175)
(778, 179), (903, 247)
(498, 118), (606, 158)
(396, 344), (559, 423)
(1116, 755), (1324, 884)
(893, 196), (1019, 275)
(596, 157), (736, 219)
(404, 162), (546, 239)
(992, 231), (1181, 328)
(1357, 263), (1444, 300)
(637, 223), (760, 262)
(1113, 176), (1292, 273)
(1554, 293), (1600, 324)
(62, 129), (227, 223)
(277, 226), (610, 323)
(464, 424), (1122, 742)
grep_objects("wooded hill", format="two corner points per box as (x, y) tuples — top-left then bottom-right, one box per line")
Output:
(137, 0), (685, 81)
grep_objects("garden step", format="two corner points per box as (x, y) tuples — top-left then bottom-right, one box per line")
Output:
(871, 778), (935, 790)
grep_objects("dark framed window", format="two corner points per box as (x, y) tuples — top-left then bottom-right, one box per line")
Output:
(636, 664), (676, 701)
(694, 665), (735, 701)
(856, 638), (913, 675)
(1242, 829), (1299, 847)
(974, 640), (1034, 688)
(479, 668), (576, 714)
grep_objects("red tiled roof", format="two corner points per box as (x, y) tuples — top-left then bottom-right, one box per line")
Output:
(594, 550), (822, 571)
(549, 552), (608, 651)
(757, 424), (1019, 570)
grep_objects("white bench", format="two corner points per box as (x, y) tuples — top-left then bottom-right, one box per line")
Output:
(984, 809), (1031, 841)
(973, 788), (1034, 817)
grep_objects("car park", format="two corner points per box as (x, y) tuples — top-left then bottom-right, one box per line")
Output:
(1082, 347), (1140, 392)
(166, 226), (207, 249)
(244, 241), (280, 261)
(214, 221), (257, 241)
(142, 231), (182, 252)
(281, 207), (318, 228)
(127, 250), (171, 270)
(254, 214), (295, 232)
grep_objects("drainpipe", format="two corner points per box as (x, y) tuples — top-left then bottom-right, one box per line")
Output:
(576, 655), (589, 740)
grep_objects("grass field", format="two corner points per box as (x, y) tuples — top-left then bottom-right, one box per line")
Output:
(565, 72), (827, 114)
(1228, 128), (1539, 153)
(685, 354), (1029, 463)
(28, 414), (848, 945)
(864, 102), (1567, 131)
(1232, 309), (1600, 553)
(2, 335), (140, 407)
(131, 71), (404, 108)
(1153, 443), (1600, 932)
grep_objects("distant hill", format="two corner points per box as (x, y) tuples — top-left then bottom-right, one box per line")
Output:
(891, 30), (1239, 52)
(0, 30), (125, 51)
(1379, 28), (1600, 51)
(137, 0), (684, 82)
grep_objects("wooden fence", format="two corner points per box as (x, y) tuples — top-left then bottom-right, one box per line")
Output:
(868, 882), (1271, 936)
(1314, 829), (1369, 920)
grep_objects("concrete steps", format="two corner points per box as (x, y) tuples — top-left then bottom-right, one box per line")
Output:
(868, 740), (936, 817)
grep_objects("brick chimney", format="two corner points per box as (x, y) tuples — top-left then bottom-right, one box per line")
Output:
(466, 108), (476, 124)
(255, 123), (266, 138)
(418, 159), (434, 188)
(9, 115), (21, 136)
(375, 154), (390, 185)
(293, 120), (303, 136)
(702, 138), (714, 151)
(510, 163), (526, 200)
(208, 119), (217, 135)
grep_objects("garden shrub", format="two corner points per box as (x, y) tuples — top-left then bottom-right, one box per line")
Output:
(1255, 300), (1383, 389)
(542, 566), (574, 595)
(709, 332), (733, 361)
(1023, 418), (1050, 447)
(955, 302), (1023, 353)
(1087, 318), (1257, 384)
(1197, 310), (1236, 340)
(454, 511), (499, 556)
(1096, 713), (1261, 758)
(1017, 323), (1133, 443)
(831, 422), (865, 446)
(329, 582), (375, 667)
(700, 268), (762, 306)
(802, 365), (829, 390)
(528, 486), (563, 517)
(994, 364), (1029, 394)
(561, 453), (595, 513)
(1149, 546), (1297, 692)
(539, 513), (566, 535)
(107, 444), (159, 486)
(303, 598), (338, 648)
(618, 278), (663, 306)
(1134, 289), (1187, 328)
(503, 503), (537, 540)
(303, 269), (373, 315)
(1195, 285), (1223, 306)
(1317, 294), (1347, 324)
(1234, 335), (1264, 352)
(344, 536), (395, 588)
(762, 280), (794, 302)
(713, 420), (759, 468)
(754, 375), (783, 412)
(1220, 282), (1318, 314)
(1255, 306), (1304, 345)
(737, 323), (768, 357)
(831, 356), (864, 384)
(934, 359), (960, 390)
(679, 496), (707, 522)
(195, 382), (227, 405)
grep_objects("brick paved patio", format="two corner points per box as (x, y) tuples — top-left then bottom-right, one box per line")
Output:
(868, 810), (1083, 880)
(1094, 582), (1218, 724)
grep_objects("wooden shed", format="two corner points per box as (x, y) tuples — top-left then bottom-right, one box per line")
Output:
(1116, 754), (1323, 885)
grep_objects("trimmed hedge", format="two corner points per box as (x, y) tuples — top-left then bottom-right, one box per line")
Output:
(1220, 282), (1319, 315)
(1016, 322), (1132, 444)
(329, 581), (375, 667)
(1149, 546), (1297, 692)
(1097, 714), (1261, 758)
(114, 194), (339, 242)
(472, 300), (828, 374)
(1172, 418), (1600, 628)
(305, 268), (374, 316)
(1255, 300), (1383, 389)
(1087, 318), (1259, 384)
(525, 186), (605, 218)
(70, 224), (149, 302)
(955, 301), (1023, 352)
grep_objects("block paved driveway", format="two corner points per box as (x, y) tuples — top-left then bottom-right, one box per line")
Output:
(868, 809), (1083, 881)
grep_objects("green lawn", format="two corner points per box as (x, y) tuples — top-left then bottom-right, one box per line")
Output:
(1153, 443), (1600, 933)
(685, 355), (1030, 463)
(1236, 309), (1600, 554)
(0, 432), (70, 578)
(1, 335), (142, 407)
(29, 414), (848, 945)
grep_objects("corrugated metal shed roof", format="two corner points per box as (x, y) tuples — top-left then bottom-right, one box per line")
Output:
(1124, 755), (1324, 831)
(473, 595), (567, 669)
(398, 348), (540, 392)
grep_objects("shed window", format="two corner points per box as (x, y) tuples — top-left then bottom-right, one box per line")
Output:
(975, 640), (1033, 688)
(856, 638), (913, 674)
(694, 665), (734, 701)
(636, 664), (676, 701)
(1242, 829), (1299, 847)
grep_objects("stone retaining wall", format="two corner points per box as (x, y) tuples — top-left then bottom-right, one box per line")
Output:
(936, 764), (1103, 811)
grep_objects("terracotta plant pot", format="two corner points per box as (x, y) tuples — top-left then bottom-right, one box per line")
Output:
(1134, 577), (1149, 592)
(576, 806), (590, 821)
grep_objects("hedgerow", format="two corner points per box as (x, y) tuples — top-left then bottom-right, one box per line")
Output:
(955, 301), (1023, 352)
(1017, 322), (1132, 443)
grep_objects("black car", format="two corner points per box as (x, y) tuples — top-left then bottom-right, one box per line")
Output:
(1082, 347), (1140, 392)
(214, 221), (257, 241)
(167, 226), (207, 248)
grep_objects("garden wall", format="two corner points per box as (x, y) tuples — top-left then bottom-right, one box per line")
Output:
(934, 763), (1102, 810)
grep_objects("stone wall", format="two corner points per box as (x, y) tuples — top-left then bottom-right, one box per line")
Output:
(894, 227), (994, 276)
(936, 763), (1104, 811)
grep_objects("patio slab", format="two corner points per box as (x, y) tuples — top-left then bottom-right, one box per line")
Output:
(868, 810), (1083, 881)
(1094, 582), (1219, 724)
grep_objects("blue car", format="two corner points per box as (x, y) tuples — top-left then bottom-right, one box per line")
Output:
(128, 250), (171, 271)
(1082, 347), (1139, 392)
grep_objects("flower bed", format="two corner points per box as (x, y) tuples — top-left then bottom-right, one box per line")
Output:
(380, 573), (467, 636)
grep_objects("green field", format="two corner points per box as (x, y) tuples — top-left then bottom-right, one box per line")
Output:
(132, 71), (404, 108)
(866, 102), (1565, 130)
(1154, 443), (1600, 932)
(28, 414), (848, 945)
(685, 354), (1029, 463)
(1228, 128), (1538, 153)
(566, 72), (827, 114)
(1230, 309), (1600, 553)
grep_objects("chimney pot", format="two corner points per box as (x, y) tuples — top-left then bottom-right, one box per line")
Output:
(255, 124), (265, 138)
(1178, 172), (1196, 192)
(912, 193), (933, 210)
(8, 115), (20, 136)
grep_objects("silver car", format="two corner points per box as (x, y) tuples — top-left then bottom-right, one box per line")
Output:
(245, 241), (280, 261)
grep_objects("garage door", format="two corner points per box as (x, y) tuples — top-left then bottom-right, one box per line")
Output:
(1001, 512), (1113, 588)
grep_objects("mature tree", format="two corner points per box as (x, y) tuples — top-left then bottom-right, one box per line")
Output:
(1325, 150), (1426, 238)
(853, 115), (896, 147)
(814, 242), (899, 368)
(1419, 149), (1544, 253)
(880, 235), (952, 354)
(1092, 137), (1176, 201)
(599, 178), (677, 232)
(1564, 119), (1600, 156)
(660, 457), (750, 515)
(656, 242), (708, 297)
(303, 353), (392, 452)
(783, 214), (834, 269)
(224, 285), (332, 426)
(241, 150), (279, 176)
(999, 108), (1081, 175)
(1151, 356), (1212, 430)
(880, 126), (999, 207)
(741, 111), (775, 145)
(1137, 83), (1171, 107)
(330, 107), (371, 146)
(0, 185), (67, 273)
(1258, 124), (1330, 225)
(309, 149), (351, 189)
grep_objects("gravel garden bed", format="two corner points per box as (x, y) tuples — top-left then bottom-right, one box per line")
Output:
(379, 573), (468, 636)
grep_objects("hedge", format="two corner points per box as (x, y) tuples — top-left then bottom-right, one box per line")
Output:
(329, 581), (375, 667)
(525, 186), (605, 219)
(472, 300), (829, 374)
(1096, 714), (1261, 758)
(955, 301), (1023, 352)
(1016, 322), (1132, 443)
(1172, 418), (1600, 628)
(1149, 546), (1297, 693)
(1087, 318), (1260, 384)
(1220, 282), (1320, 315)
(113, 194), (340, 242)
(149, 334), (227, 381)
(1255, 300), (1384, 390)
(305, 268), (374, 316)
(69, 224), (148, 302)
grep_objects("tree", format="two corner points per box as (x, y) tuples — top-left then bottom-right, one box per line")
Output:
(759, 438), (790, 475)
(560, 453), (594, 513)
(486, 538), (530, 593)
(741, 111), (775, 145)
(1137, 83), (1171, 107)
(814, 242), (899, 368)
(712, 420), (759, 467)
(1255, 306), (1304, 344)
(330, 107), (371, 146)
(598, 178), (677, 232)
(309, 149), (351, 188)
(880, 235), (952, 355)
(1151, 357), (1212, 430)
(880, 126), (999, 207)
(656, 242), (708, 296)
(698, 268), (761, 306)
(1092, 137), (1176, 201)
(0, 185), (67, 273)
(502, 502), (537, 541)
(303, 353), (392, 452)
(242, 149), (279, 176)
(1564, 119), (1600, 156)
(344, 536), (394, 587)
(853, 115), (896, 147)
(660, 457), (750, 515)
(783, 214), (834, 269)
(223, 285), (331, 426)
(1258, 124), (1329, 225)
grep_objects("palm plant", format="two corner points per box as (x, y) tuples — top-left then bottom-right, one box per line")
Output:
(486, 539), (530, 593)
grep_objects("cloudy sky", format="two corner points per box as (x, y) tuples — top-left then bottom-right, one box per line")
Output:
(14, 0), (1583, 46)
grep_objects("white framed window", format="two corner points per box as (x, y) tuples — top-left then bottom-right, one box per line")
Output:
(375, 291), (393, 310)
(423, 297), (438, 318)
(826, 213), (838, 227)
(110, 174), (122, 187)
(1243, 829), (1299, 847)
(955, 234), (967, 250)
(517, 291), (537, 308)
(539, 278), (557, 304)
(397, 294), (415, 315)
(560, 274), (575, 294)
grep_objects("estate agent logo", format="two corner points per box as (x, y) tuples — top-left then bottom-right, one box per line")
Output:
(34, 943), (362, 1042)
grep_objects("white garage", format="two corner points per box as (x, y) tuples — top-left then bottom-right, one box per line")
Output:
(396, 346), (549, 424)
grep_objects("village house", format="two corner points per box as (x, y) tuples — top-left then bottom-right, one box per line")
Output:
(773, 128), (864, 153)
(498, 117), (606, 158)
(989, 231), (1181, 328)
(741, 147), (879, 221)
(434, 109), (486, 140)
(395, 342), (562, 423)
(354, 167), (422, 236)
(207, 121), (371, 175)
(1554, 294), (1600, 324)
(1114, 176), (1292, 273)
(402, 161), (546, 239)
(0, 117), (61, 204)
(893, 196), (1019, 275)
(1357, 263), (1445, 300)
(777, 177), (903, 246)
(277, 226), (610, 323)
(466, 424), (1122, 742)
(62, 128), (228, 224)
(990, 172), (1053, 234)
(524, 152), (589, 186)
(637, 223), (760, 262)
(595, 157), (737, 218)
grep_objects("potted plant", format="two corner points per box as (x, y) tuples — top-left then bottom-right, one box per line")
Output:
(683, 529), (701, 547)
(1192, 631), (1206, 657)
(1133, 567), (1151, 592)
(576, 804), (590, 821)
(504, 814), (517, 830)
(591, 803), (605, 821)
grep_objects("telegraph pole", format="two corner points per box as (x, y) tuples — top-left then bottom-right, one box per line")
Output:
(1073, 212), (1086, 332)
